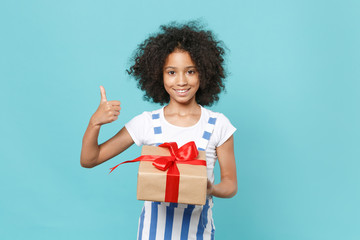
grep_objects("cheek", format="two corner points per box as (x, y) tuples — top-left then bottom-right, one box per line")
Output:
(163, 78), (173, 94)
(193, 77), (200, 88)
(197, 77), (203, 89)
(162, 75), (169, 86)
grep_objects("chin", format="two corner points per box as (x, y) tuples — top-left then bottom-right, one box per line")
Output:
(175, 97), (196, 105)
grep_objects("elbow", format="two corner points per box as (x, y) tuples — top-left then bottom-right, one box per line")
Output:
(80, 158), (97, 168)
(229, 184), (238, 198)
(213, 180), (238, 198)
(80, 150), (99, 168)
(225, 181), (238, 198)
(80, 161), (93, 168)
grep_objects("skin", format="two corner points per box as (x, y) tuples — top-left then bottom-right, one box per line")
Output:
(162, 50), (201, 127)
(80, 49), (237, 198)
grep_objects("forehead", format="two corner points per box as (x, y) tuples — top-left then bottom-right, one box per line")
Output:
(164, 50), (196, 68)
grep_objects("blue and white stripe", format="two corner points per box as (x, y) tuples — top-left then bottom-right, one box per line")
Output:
(137, 110), (218, 240)
(151, 111), (163, 147)
(138, 199), (215, 240)
(197, 116), (217, 151)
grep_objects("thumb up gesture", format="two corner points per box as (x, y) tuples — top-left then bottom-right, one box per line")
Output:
(90, 86), (121, 126)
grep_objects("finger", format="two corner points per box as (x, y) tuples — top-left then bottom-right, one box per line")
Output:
(112, 106), (121, 111)
(100, 86), (107, 102)
(108, 111), (119, 117)
(108, 100), (121, 106)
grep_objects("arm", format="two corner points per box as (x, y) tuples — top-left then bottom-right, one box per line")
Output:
(80, 86), (134, 168)
(207, 135), (237, 198)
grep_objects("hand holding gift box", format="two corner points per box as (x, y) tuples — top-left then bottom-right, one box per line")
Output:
(110, 141), (208, 205)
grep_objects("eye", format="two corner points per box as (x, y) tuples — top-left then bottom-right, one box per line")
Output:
(187, 69), (196, 75)
(168, 71), (175, 75)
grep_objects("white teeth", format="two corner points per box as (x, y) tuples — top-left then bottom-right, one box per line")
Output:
(176, 89), (188, 93)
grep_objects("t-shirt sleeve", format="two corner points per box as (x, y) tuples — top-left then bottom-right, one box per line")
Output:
(125, 112), (152, 146)
(213, 113), (237, 147)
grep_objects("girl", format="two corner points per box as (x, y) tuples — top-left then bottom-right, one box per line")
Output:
(80, 21), (237, 240)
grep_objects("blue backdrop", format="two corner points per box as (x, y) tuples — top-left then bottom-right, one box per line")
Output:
(1, 0), (359, 239)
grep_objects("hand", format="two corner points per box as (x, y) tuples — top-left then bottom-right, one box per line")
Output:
(207, 179), (214, 196)
(90, 86), (121, 126)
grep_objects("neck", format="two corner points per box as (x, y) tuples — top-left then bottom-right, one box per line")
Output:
(165, 99), (200, 116)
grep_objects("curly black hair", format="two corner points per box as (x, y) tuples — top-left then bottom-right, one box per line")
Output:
(127, 21), (227, 106)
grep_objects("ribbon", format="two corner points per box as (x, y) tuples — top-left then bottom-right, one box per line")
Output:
(109, 141), (206, 203)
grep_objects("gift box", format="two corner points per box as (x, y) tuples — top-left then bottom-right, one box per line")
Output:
(136, 142), (207, 205)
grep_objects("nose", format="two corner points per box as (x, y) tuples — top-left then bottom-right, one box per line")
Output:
(176, 72), (188, 86)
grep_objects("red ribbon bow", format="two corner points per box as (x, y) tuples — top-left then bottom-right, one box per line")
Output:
(109, 141), (206, 203)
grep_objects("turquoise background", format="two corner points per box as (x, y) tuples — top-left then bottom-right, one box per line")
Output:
(1, 0), (359, 239)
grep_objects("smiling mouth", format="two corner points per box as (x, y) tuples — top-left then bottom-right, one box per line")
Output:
(174, 88), (190, 93)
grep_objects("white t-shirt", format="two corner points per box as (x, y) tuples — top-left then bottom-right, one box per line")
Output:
(125, 106), (236, 183)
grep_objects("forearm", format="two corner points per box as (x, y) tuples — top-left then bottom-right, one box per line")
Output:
(80, 120), (101, 168)
(210, 135), (237, 198)
(211, 177), (237, 198)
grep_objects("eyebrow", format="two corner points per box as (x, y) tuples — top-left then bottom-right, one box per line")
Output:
(164, 66), (197, 70)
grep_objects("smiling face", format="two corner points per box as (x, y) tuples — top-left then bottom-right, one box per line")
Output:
(163, 50), (200, 106)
